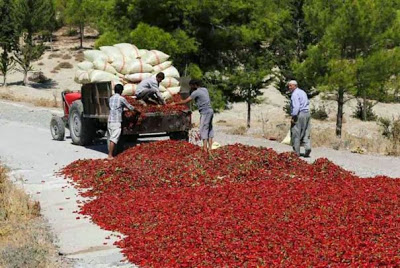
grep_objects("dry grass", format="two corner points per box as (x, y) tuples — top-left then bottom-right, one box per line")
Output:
(33, 98), (61, 108)
(0, 166), (67, 268)
(229, 125), (248, 135)
(0, 91), (61, 108)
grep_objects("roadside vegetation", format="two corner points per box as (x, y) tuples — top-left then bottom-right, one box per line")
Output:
(0, 165), (68, 268)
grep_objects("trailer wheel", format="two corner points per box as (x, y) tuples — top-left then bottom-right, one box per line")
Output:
(169, 131), (189, 141)
(50, 116), (65, 141)
(69, 100), (95, 146)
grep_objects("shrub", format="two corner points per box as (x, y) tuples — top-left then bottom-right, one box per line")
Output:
(56, 62), (73, 69)
(311, 105), (328, 120)
(352, 100), (377, 121)
(62, 54), (72, 60)
(378, 117), (400, 155)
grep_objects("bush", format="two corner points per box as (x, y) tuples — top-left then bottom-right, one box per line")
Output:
(56, 62), (73, 69)
(283, 100), (291, 116)
(311, 105), (328, 120)
(65, 28), (78, 36)
(378, 117), (400, 155)
(353, 100), (377, 121)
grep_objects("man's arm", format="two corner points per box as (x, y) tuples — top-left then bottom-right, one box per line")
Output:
(121, 97), (135, 111)
(172, 96), (192, 105)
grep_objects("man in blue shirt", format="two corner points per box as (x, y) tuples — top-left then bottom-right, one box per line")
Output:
(289, 80), (311, 157)
(108, 84), (137, 159)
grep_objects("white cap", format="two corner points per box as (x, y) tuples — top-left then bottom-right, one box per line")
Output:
(288, 80), (298, 86)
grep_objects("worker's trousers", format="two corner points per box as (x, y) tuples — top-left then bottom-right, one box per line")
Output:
(291, 111), (311, 156)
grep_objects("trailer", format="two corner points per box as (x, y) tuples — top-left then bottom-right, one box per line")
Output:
(50, 81), (192, 150)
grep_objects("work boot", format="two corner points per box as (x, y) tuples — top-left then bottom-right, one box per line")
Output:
(304, 149), (311, 157)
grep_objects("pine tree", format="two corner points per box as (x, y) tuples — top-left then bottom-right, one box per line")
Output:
(14, 0), (54, 85)
(294, 0), (400, 136)
(0, 0), (19, 86)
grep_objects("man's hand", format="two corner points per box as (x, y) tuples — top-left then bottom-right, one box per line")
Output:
(170, 102), (176, 106)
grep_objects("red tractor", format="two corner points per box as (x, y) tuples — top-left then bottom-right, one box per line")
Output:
(50, 82), (192, 146)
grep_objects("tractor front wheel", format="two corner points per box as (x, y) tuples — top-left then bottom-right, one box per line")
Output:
(50, 116), (65, 141)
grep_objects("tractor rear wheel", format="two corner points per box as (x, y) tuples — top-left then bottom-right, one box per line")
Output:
(68, 100), (95, 146)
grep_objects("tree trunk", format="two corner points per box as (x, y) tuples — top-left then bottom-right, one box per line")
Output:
(336, 88), (345, 137)
(79, 22), (84, 49)
(23, 71), (28, 86)
(3, 75), (6, 87)
(247, 99), (251, 128)
(362, 90), (367, 121)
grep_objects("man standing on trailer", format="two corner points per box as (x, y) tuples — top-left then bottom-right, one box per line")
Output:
(135, 72), (166, 105)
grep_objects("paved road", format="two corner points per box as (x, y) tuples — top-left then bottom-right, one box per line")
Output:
(0, 100), (133, 268)
(1, 99), (400, 267)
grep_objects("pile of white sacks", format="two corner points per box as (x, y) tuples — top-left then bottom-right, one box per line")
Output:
(75, 43), (181, 100)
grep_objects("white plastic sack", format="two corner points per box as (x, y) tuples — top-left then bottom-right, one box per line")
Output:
(90, 70), (120, 83)
(161, 77), (180, 88)
(83, 50), (109, 63)
(138, 49), (148, 57)
(141, 50), (170, 65)
(162, 66), (180, 78)
(74, 69), (91, 84)
(114, 43), (140, 59)
(77, 61), (94, 71)
(159, 85), (167, 92)
(122, 84), (137, 96)
(162, 86), (181, 100)
(100, 46), (124, 63)
(153, 61), (172, 73)
(112, 59), (153, 75)
(125, 73), (152, 83)
(281, 130), (291, 145)
(93, 59), (118, 74)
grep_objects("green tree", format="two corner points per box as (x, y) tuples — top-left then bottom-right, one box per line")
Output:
(295, 0), (400, 137)
(14, 0), (54, 85)
(64, 0), (101, 48)
(0, 0), (19, 86)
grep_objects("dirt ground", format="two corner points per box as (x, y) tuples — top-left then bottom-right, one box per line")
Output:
(2, 26), (400, 156)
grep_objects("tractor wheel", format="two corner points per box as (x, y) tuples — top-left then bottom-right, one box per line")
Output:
(169, 131), (189, 141)
(68, 100), (95, 146)
(50, 116), (65, 141)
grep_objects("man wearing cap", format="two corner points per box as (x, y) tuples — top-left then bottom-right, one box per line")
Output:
(288, 80), (311, 157)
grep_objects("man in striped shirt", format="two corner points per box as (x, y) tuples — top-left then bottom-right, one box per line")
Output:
(108, 84), (137, 159)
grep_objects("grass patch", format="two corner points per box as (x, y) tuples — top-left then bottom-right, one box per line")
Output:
(48, 53), (63, 59)
(62, 54), (72, 60)
(74, 52), (84, 62)
(56, 62), (73, 69)
(0, 165), (65, 268)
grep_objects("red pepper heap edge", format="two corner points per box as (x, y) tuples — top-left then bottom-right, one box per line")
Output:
(61, 140), (400, 267)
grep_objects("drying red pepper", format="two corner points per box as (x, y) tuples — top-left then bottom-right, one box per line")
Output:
(61, 140), (400, 267)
